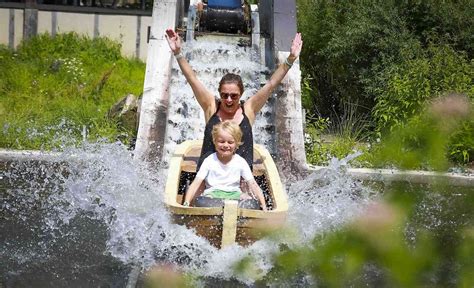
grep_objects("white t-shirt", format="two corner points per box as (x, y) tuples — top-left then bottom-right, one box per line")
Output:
(196, 153), (254, 195)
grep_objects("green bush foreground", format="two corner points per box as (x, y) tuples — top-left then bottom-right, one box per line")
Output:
(0, 33), (145, 150)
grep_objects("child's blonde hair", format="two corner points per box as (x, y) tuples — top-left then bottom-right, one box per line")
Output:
(211, 120), (243, 148)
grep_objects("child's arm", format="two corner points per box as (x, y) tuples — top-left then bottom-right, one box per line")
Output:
(247, 179), (268, 211)
(183, 177), (204, 206)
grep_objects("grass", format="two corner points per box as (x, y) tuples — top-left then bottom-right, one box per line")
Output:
(0, 33), (145, 150)
(305, 102), (376, 167)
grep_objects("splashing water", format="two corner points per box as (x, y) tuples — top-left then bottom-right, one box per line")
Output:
(1, 39), (378, 285)
(287, 152), (377, 245)
(1, 140), (377, 285)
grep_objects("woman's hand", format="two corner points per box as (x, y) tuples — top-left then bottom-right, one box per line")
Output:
(165, 28), (181, 55)
(288, 32), (303, 62)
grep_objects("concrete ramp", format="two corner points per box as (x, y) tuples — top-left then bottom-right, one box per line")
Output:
(134, 0), (179, 164)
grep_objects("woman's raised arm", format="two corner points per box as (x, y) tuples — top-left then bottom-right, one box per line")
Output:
(165, 28), (216, 120)
(244, 33), (303, 124)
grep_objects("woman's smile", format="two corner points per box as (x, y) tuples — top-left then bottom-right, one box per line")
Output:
(219, 84), (241, 113)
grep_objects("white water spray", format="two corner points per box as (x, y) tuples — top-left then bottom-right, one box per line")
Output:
(2, 139), (377, 285)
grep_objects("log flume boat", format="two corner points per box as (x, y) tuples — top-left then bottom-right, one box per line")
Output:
(164, 140), (288, 248)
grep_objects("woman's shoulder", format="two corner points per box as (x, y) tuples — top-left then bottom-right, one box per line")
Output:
(203, 98), (219, 121)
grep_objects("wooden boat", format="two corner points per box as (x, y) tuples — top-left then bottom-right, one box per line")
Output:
(164, 140), (288, 248)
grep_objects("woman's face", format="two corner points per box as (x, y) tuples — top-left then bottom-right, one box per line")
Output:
(219, 83), (241, 114)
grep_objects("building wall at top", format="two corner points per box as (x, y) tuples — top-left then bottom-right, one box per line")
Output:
(99, 14), (136, 57)
(0, 8), (24, 48)
(0, 9), (10, 45)
(0, 7), (151, 60)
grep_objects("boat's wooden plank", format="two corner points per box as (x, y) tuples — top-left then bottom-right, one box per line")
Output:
(181, 163), (197, 173)
(221, 200), (239, 247)
(172, 214), (224, 248)
(167, 205), (223, 215)
(238, 216), (285, 226)
(239, 209), (287, 219)
(236, 228), (260, 246)
(172, 215), (221, 226)
(254, 144), (287, 212)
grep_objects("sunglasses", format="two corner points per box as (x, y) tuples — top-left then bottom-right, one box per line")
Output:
(220, 93), (240, 100)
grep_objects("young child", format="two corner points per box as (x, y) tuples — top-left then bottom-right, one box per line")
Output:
(183, 120), (268, 211)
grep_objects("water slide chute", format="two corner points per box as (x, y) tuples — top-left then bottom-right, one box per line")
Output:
(135, 0), (307, 179)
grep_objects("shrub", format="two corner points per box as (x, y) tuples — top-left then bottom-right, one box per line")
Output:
(448, 120), (474, 163)
(399, 0), (474, 58)
(370, 44), (473, 166)
(305, 103), (373, 167)
(297, 0), (474, 120)
(297, 0), (415, 118)
(374, 94), (473, 169)
(372, 44), (473, 133)
(297, 1), (474, 166)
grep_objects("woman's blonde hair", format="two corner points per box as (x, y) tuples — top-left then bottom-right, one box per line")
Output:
(211, 120), (243, 148)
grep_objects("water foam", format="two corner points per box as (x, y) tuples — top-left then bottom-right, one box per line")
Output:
(2, 142), (376, 284)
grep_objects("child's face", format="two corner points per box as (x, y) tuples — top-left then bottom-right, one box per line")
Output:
(214, 129), (237, 158)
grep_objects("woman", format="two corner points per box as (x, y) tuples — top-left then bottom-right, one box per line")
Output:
(165, 28), (303, 169)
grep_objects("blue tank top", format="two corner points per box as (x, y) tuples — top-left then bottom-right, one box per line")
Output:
(197, 100), (253, 171)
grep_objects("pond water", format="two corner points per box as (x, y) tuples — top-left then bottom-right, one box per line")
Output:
(1, 143), (472, 287)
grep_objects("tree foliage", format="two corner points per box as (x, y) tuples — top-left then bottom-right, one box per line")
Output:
(297, 0), (474, 166)
(372, 44), (474, 132)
